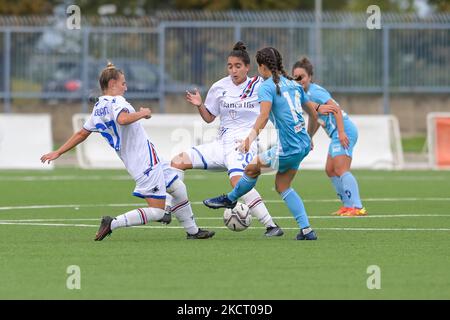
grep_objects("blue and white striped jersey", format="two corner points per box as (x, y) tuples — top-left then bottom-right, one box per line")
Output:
(83, 95), (159, 179)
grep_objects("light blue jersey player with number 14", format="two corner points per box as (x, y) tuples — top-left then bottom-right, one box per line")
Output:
(203, 47), (336, 240)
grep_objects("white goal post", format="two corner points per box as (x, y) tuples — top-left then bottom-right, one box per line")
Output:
(427, 112), (450, 169)
(72, 114), (403, 170)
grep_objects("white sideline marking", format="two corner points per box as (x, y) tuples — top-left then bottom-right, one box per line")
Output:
(1, 174), (448, 182)
(0, 214), (449, 223)
(0, 221), (449, 232)
(357, 176), (448, 181)
(2, 198), (450, 211)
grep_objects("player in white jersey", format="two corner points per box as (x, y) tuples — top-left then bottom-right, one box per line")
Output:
(40, 62), (215, 241)
(170, 41), (284, 237)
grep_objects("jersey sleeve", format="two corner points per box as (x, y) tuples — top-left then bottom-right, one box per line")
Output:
(257, 82), (274, 104)
(204, 85), (220, 116)
(112, 96), (133, 121)
(82, 115), (97, 132)
(310, 86), (332, 104)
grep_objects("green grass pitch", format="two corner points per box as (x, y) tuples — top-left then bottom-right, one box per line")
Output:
(0, 168), (449, 299)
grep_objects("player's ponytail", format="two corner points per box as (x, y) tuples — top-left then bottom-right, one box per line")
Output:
(292, 57), (314, 82)
(256, 47), (287, 96)
(229, 41), (250, 65)
(99, 61), (124, 91)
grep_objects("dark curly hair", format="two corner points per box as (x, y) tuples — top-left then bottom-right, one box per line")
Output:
(228, 41), (250, 65)
(292, 56), (314, 81)
(256, 47), (292, 95)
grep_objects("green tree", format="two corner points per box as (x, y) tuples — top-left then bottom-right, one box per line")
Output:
(0, 0), (55, 14)
(428, 0), (450, 12)
(173, 0), (349, 10)
(345, 0), (416, 12)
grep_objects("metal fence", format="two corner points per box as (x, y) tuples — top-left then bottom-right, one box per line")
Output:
(1, 11), (449, 114)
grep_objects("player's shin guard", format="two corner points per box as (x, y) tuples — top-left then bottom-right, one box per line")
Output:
(167, 179), (199, 235)
(280, 188), (310, 229)
(340, 171), (363, 208)
(241, 188), (276, 228)
(330, 176), (346, 205)
(227, 174), (258, 202)
(165, 168), (185, 209)
(111, 207), (165, 230)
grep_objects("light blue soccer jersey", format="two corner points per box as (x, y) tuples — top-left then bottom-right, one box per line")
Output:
(258, 76), (311, 157)
(306, 83), (350, 137)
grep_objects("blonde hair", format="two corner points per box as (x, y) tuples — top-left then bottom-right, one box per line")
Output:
(99, 61), (123, 91)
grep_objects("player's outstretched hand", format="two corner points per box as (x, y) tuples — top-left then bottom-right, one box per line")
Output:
(186, 88), (202, 107)
(40, 151), (60, 164)
(139, 107), (152, 119)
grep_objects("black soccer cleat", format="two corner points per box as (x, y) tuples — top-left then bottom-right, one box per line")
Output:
(94, 216), (114, 241)
(203, 194), (237, 209)
(296, 227), (318, 240)
(157, 208), (172, 225)
(186, 228), (216, 240)
(264, 224), (284, 237)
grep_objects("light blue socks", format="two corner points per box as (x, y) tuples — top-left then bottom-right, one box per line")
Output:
(227, 174), (257, 202)
(280, 188), (310, 229)
(340, 172), (362, 208)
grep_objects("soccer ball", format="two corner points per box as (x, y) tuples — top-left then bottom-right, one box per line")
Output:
(223, 202), (252, 232)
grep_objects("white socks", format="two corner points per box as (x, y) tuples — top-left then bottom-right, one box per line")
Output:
(165, 168), (185, 209)
(167, 179), (199, 235)
(241, 188), (276, 228)
(111, 207), (165, 230)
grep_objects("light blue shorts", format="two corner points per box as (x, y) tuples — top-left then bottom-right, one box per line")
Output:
(260, 145), (310, 173)
(329, 120), (358, 158)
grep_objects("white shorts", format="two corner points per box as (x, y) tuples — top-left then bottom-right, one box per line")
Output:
(132, 161), (179, 199)
(190, 139), (258, 178)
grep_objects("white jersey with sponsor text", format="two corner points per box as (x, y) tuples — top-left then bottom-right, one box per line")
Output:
(204, 75), (261, 144)
(83, 95), (160, 180)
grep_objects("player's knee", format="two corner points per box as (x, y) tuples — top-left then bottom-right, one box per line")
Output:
(275, 182), (288, 194)
(244, 165), (260, 178)
(166, 178), (186, 195)
(171, 152), (191, 170)
(334, 167), (348, 177)
(325, 167), (335, 177)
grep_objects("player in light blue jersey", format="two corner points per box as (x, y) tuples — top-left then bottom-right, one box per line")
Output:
(203, 47), (336, 240)
(292, 57), (366, 216)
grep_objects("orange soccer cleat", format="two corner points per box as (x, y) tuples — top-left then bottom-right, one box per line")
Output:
(331, 207), (352, 216)
(339, 207), (368, 217)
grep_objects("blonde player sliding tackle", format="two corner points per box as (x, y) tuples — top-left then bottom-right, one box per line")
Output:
(41, 62), (215, 241)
